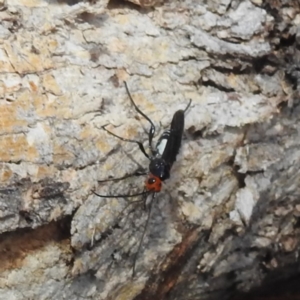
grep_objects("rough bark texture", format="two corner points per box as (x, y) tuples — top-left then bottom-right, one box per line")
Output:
(0, 0), (299, 299)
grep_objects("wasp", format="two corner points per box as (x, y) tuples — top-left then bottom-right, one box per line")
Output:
(93, 82), (191, 276)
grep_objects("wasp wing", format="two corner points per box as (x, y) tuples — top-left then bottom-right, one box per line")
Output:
(161, 109), (185, 167)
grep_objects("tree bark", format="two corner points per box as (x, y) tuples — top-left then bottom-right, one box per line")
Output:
(0, 0), (299, 299)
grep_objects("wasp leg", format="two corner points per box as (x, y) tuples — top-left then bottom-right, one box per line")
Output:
(98, 170), (147, 183)
(103, 124), (150, 160)
(184, 99), (192, 113)
(124, 81), (156, 155)
(92, 190), (150, 198)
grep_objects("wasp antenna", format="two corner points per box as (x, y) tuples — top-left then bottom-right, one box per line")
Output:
(117, 198), (146, 232)
(184, 99), (192, 113)
(132, 193), (155, 278)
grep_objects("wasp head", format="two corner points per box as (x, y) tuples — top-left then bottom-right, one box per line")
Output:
(145, 174), (162, 192)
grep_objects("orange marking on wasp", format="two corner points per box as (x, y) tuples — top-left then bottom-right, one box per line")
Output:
(145, 175), (162, 192)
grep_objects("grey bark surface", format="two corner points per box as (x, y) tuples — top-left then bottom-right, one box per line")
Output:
(0, 0), (299, 299)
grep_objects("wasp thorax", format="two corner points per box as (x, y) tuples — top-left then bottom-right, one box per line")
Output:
(145, 174), (162, 192)
(149, 158), (171, 181)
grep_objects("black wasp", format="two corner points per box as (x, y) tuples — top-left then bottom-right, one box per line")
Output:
(93, 81), (191, 276)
